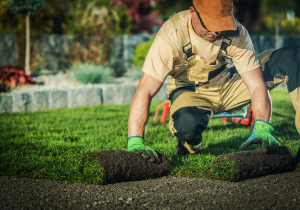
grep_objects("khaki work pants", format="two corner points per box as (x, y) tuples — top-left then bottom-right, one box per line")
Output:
(168, 47), (300, 153)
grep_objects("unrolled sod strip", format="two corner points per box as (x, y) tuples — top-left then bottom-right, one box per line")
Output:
(79, 150), (171, 185)
(212, 146), (294, 182)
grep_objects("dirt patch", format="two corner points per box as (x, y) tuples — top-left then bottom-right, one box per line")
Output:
(212, 146), (294, 181)
(1, 172), (300, 209)
(81, 150), (170, 185)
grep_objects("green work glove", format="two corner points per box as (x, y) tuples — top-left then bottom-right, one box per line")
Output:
(240, 119), (279, 151)
(127, 136), (161, 163)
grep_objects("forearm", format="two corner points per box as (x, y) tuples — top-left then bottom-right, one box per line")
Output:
(250, 84), (271, 122)
(240, 67), (272, 122)
(128, 91), (152, 138)
(127, 73), (164, 138)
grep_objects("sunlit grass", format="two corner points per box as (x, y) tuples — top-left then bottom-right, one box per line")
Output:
(0, 87), (299, 183)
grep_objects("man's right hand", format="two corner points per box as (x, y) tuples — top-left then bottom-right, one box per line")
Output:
(240, 119), (279, 151)
(127, 136), (162, 163)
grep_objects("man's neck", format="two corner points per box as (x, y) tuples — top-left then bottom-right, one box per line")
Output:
(191, 17), (201, 37)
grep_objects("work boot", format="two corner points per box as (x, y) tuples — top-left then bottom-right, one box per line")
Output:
(176, 139), (201, 156)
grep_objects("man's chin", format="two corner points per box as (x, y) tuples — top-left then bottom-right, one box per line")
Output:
(203, 35), (217, 42)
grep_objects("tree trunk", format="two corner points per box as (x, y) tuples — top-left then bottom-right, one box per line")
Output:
(25, 13), (30, 75)
(275, 12), (281, 49)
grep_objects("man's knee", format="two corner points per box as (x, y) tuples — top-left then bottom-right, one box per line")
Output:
(171, 106), (211, 142)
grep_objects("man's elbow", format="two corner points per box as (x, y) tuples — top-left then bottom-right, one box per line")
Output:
(249, 82), (268, 96)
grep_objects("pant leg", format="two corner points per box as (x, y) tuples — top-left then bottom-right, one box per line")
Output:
(168, 91), (214, 154)
(221, 46), (300, 115)
(219, 72), (252, 114)
(262, 46), (300, 93)
(284, 77), (300, 134)
(261, 47), (300, 134)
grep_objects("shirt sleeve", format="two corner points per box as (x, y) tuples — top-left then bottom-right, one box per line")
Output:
(229, 25), (260, 74)
(142, 34), (179, 83)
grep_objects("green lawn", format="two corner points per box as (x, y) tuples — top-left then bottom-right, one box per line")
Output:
(0, 88), (299, 184)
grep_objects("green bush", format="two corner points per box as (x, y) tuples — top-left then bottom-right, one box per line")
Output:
(131, 35), (156, 67)
(70, 63), (111, 84)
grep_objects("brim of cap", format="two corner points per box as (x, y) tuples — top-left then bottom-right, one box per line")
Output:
(201, 14), (237, 32)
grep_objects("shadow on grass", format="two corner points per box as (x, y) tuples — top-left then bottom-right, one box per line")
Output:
(200, 137), (245, 156)
(207, 123), (251, 133)
(5, 133), (26, 139)
(168, 154), (185, 166)
(272, 111), (293, 119)
(273, 121), (299, 137)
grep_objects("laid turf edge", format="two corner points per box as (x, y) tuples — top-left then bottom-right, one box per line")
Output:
(211, 146), (294, 182)
(78, 155), (104, 185)
(208, 158), (237, 181)
(80, 150), (171, 185)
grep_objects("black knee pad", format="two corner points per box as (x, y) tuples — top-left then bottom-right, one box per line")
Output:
(171, 106), (211, 144)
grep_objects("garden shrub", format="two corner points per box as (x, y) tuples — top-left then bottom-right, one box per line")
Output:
(110, 59), (127, 77)
(70, 63), (111, 84)
(131, 35), (156, 67)
(127, 35), (156, 80)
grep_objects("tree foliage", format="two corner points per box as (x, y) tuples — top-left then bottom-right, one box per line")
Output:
(63, 0), (133, 67)
(261, 0), (295, 14)
(4, 0), (45, 14)
(115, 0), (165, 33)
(65, 0), (131, 36)
(0, 0), (69, 34)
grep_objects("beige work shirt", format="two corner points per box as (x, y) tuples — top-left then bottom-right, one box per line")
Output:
(142, 10), (260, 83)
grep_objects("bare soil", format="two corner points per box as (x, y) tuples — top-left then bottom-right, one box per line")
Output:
(1, 171), (300, 210)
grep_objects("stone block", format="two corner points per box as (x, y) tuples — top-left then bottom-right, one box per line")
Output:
(11, 93), (32, 112)
(68, 89), (88, 108)
(50, 90), (68, 109)
(0, 94), (13, 113)
(86, 88), (103, 106)
(33, 91), (50, 110)
(103, 84), (136, 104)
(68, 88), (103, 108)
(21, 93), (33, 111)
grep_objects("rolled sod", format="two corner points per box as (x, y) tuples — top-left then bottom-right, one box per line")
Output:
(79, 150), (171, 185)
(212, 146), (294, 182)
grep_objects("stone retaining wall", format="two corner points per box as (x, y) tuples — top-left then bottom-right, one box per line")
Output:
(0, 82), (168, 113)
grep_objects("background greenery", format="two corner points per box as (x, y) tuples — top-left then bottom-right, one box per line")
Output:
(70, 63), (111, 84)
(131, 35), (155, 67)
(1, 0), (300, 72)
(0, 88), (299, 184)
